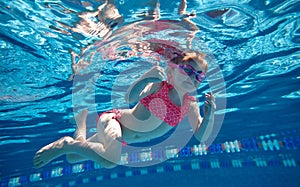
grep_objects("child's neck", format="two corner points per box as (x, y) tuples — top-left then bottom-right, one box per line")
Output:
(168, 86), (187, 106)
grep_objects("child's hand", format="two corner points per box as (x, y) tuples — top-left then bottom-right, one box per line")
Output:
(203, 92), (216, 117)
(141, 62), (165, 82)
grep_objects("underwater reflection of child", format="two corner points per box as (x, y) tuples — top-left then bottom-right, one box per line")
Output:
(33, 50), (216, 169)
(63, 0), (196, 40)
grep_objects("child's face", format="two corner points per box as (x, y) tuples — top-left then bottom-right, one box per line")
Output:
(170, 60), (206, 92)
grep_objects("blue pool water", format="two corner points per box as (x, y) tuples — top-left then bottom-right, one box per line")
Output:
(1, 0), (300, 186)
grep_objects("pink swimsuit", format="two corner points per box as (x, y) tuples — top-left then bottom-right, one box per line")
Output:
(140, 81), (196, 127)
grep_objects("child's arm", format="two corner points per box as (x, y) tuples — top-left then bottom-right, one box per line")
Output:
(188, 93), (216, 143)
(125, 64), (165, 103)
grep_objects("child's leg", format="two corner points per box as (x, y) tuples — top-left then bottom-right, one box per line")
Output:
(65, 115), (122, 166)
(66, 116), (123, 167)
(65, 110), (88, 163)
(33, 113), (122, 169)
(33, 136), (75, 169)
(74, 110), (87, 141)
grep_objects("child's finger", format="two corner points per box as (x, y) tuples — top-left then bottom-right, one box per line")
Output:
(205, 92), (215, 101)
(210, 93), (215, 101)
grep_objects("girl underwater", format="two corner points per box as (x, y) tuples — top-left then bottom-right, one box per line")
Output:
(33, 0), (216, 169)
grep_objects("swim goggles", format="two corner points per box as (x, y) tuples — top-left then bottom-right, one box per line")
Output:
(168, 63), (205, 82)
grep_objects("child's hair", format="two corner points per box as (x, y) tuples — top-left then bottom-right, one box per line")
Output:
(170, 50), (208, 73)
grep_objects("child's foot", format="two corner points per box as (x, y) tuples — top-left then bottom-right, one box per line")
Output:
(74, 110), (88, 141)
(33, 136), (73, 169)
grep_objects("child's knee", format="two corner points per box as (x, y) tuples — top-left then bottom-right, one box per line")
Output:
(106, 119), (122, 139)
